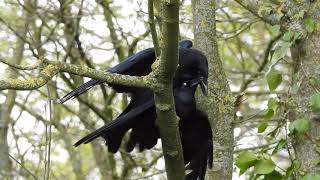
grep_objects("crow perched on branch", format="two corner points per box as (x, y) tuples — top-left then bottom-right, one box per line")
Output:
(60, 40), (212, 180)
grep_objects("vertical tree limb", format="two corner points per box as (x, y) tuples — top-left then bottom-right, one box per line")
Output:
(0, 1), (34, 178)
(192, 0), (234, 179)
(154, 1), (185, 180)
(148, 0), (160, 57)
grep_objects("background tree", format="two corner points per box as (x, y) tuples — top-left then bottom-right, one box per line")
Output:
(1, 0), (320, 180)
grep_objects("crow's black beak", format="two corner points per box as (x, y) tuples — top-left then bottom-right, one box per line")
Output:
(199, 77), (208, 96)
(189, 77), (208, 96)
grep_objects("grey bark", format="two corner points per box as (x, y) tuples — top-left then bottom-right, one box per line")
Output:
(290, 26), (320, 176)
(153, 1), (185, 180)
(285, 1), (320, 176)
(192, 0), (234, 179)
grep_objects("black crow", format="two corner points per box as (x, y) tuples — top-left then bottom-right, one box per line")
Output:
(60, 40), (212, 180)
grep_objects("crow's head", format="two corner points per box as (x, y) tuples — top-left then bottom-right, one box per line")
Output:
(174, 48), (208, 118)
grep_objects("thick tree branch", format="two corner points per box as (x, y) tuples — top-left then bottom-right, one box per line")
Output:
(193, 0), (234, 179)
(0, 64), (59, 91)
(153, 0), (185, 180)
(0, 60), (160, 91)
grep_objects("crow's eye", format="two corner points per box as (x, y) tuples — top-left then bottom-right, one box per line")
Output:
(182, 82), (188, 86)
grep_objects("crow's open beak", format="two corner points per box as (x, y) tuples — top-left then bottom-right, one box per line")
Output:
(189, 77), (208, 96)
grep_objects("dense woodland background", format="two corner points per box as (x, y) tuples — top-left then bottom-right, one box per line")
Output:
(0, 0), (320, 179)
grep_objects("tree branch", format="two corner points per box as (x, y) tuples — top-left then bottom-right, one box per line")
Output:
(148, 0), (160, 57)
(0, 60), (160, 91)
(233, 0), (280, 25)
(153, 0), (185, 180)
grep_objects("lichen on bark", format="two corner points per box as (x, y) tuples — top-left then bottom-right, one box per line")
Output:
(192, 0), (234, 179)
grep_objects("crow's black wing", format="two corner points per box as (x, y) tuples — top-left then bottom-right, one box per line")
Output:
(59, 39), (193, 103)
(74, 89), (156, 152)
(59, 48), (155, 103)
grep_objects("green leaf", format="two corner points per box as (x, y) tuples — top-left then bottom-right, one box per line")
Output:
(268, 98), (279, 111)
(258, 122), (268, 133)
(267, 69), (282, 91)
(271, 25), (280, 35)
(271, 42), (291, 61)
(289, 119), (311, 135)
(283, 31), (294, 42)
(301, 173), (320, 180)
(309, 93), (320, 112)
(272, 139), (286, 155)
(254, 159), (275, 174)
(304, 18), (316, 33)
(235, 151), (258, 174)
(264, 171), (284, 180)
(259, 98), (280, 133)
(297, 10), (305, 19)
(264, 109), (274, 120)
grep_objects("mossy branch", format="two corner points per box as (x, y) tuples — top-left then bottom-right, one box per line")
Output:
(0, 64), (59, 90)
(0, 59), (160, 91)
(153, 0), (185, 180)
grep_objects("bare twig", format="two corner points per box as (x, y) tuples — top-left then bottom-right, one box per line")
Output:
(9, 154), (38, 180)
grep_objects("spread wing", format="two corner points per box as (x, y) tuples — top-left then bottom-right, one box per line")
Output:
(59, 48), (155, 103)
(59, 39), (193, 103)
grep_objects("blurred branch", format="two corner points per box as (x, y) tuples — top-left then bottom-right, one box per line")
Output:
(233, 0), (280, 25)
(8, 154), (38, 180)
(234, 141), (278, 153)
(239, 33), (283, 92)
(148, 0), (160, 57)
(232, 90), (286, 96)
(128, 30), (151, 56)
(0, 58), (43, 70)
(99, 0), (126, 60)
(0, 17), (38, 58)
(234, 33), (283, 111)
(127, 170), (165, 180)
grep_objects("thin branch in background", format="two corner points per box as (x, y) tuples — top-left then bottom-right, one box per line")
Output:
(0, 17), (39, 58)
(44, 85), (53, 180)
(148, 0), (160, 57)
(128, 30), (151, 56)
(234, 141), (278, 153)
(233, 0), (277, 25)
(0, 58), (44, 70)
(43, 105), (48, 180)
(9, 154), (39, 180)
(127, 170), (165, 180)
(234, 33), (283, 114)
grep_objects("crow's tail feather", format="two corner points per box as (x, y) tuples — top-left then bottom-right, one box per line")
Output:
(59, 79), (102, 104)
(73, 113), (127, 147)
(185, 140), (213, 180)
(74, 99), (154, 151)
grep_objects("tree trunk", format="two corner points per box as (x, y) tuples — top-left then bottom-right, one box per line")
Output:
(154, 1), (186, 180)
(192, 0), (234, 179)
(290, 21), (320, 176)
(0, 1), (34, 177)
